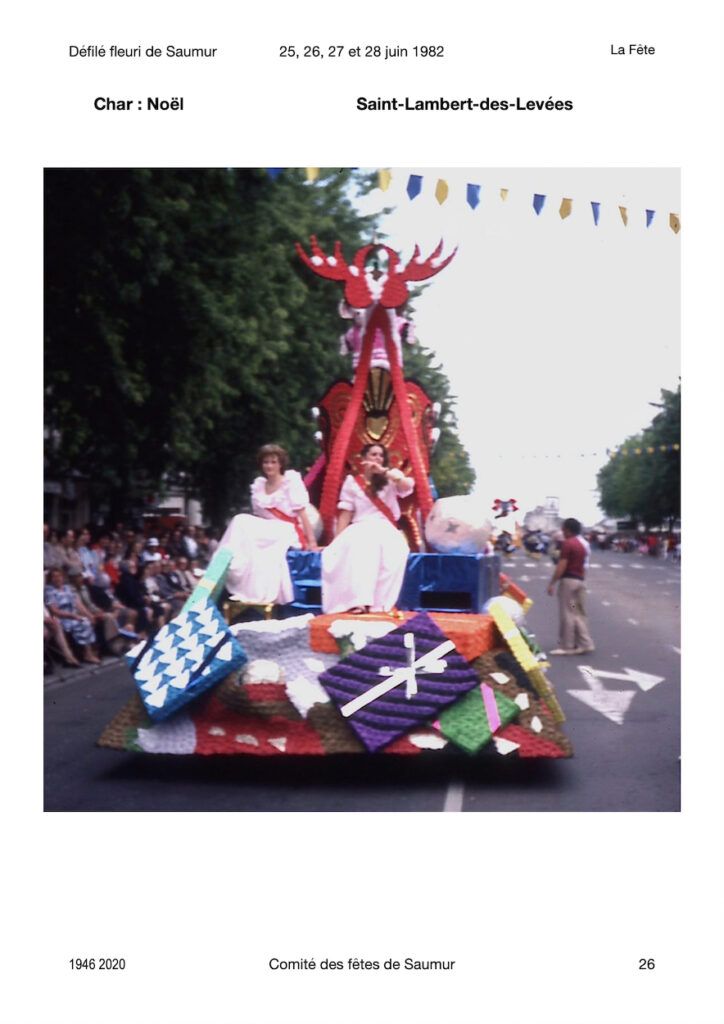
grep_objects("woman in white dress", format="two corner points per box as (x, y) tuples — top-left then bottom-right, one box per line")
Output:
(221, 444), (318, 605)
(322, 443), (414, 614)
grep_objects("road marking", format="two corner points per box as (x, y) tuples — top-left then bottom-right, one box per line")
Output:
(628, 618), (639, 626)
(524, 562), (536, 568)
(519, 574), (531, 582)
(568, 667), (636, 725)
(579, 664), (665, 692)
(610, 563), (623, 568)
(631, 564), (644, 570)
(590, 563), (602, 568)
(443, 779), (465, 812)
(567, 664), (666, 724)
(672, 646), (681, 655)
(601, 600), (611, 606)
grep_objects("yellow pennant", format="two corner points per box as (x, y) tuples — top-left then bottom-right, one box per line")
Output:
(669, 213), (681, 234)
(500, 187), (509, 201)
(619, 206), (628, 226)
(305, 168), (319, 182)
(435, 178), (449, 204)
(378, 168), (392, 191)
(559, 197), (573, 219)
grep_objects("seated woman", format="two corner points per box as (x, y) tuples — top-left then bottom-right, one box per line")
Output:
(44, 568), (101, 664)
(220, 444), (317, 606)
(322, 442), (413, 614)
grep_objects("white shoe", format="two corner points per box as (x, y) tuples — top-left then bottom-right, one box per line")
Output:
(549, 647), (578, 655)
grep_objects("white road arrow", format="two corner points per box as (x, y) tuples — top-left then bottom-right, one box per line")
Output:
(567, 666), (637, 725)
(578, 664), (665, 692)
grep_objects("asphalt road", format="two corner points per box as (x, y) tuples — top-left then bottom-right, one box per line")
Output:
(44, 549), (680, 812)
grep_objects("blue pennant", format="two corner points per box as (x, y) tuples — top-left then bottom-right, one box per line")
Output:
(533, 193), (546, 215)
(407, 174), (423, 200)
(266, 168), (283, 180)
(591, 201), (601, 225)
(466, 183), (481, 209)
(646, 209), (656, 227)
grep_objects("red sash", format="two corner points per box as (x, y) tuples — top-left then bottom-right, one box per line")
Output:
(268, 507), (308, 548)
(353, 475), (399, 528)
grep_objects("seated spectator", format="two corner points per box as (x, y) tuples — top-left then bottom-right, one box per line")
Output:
(44, 605), (81, 670)
(44, 568), (101, 664)
(67, 566), (136, 655)
(141, 536), (161, 565)
(102, 538), (123, 588)
(77, 527), (102, 584)
(44, 524), (65, 571)
(155, 557), (188, 616)
(115, 557), (160, 638)
(60, 528), (84, 577)
(176, 555), (197, 593)
(169, 526), (186, 559)
(182, 526), (199, 561)
(143, 558), (173, 625)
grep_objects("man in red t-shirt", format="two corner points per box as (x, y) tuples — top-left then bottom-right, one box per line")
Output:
(547, 517), (595, 655)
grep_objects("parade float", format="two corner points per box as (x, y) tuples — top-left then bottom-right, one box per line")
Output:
(99, 237), (572, 761)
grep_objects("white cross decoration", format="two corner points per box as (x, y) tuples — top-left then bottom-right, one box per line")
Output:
(340, 634), (456, 718)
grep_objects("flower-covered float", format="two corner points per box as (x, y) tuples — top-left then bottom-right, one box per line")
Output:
(99, 238), (572, 762)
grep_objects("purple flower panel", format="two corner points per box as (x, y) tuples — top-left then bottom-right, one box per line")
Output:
(318, 612), (479, 752)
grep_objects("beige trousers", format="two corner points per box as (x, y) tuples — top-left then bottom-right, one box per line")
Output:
(558, 577), (593, 651)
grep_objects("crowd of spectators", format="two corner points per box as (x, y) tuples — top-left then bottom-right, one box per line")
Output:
(43, 523), (218, 672)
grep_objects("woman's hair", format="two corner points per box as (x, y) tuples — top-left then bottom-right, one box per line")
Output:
(360, 443), (389, 493)
(257, 443), (289, 472)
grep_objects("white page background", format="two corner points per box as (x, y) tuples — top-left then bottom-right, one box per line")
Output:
(4, 2), (723, 1021)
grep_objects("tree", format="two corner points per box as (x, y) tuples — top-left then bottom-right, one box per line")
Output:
(45, 169), (474, 525)
(403, 343), (476, 496)
(596, 385), (680, 528)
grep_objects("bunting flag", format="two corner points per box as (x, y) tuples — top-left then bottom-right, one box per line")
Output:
(609, 443), (679, 458)
(466, 183), (481, 209)
(495, 443), (680, 460)
(288, 169), (680, 234)
(407, 174), (423, 200)
(265, 168), (283, 180)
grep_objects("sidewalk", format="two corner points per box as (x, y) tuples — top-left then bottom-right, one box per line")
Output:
(44, 654), (124, 689)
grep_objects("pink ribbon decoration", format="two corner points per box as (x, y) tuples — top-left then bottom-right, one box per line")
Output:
(481, 682), (501, 733)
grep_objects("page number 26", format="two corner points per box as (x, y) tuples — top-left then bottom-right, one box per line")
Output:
(638, 958), (656, 970)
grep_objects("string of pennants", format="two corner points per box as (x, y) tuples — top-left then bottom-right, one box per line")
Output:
(608, 443), (680, 458)
(265, 168), (680, 233)
(495, 444), (684, 460)
(496, 443), (680, 460)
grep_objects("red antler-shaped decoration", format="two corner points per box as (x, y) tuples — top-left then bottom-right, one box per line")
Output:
(296, 238), (456, 309)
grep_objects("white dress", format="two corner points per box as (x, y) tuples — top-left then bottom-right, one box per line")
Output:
(220, 470), (309, 604)
(321, 474), (413, 614)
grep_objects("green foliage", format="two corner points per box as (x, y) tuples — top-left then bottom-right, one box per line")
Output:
(596, 385), (680, 527)
(403, 344), (476, 497)
(45, 169), (474, 524)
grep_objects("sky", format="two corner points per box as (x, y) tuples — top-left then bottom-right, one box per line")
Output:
(353, 168), (680, 526)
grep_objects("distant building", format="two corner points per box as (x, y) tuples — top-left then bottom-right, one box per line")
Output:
(524, 496), (562, 533)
